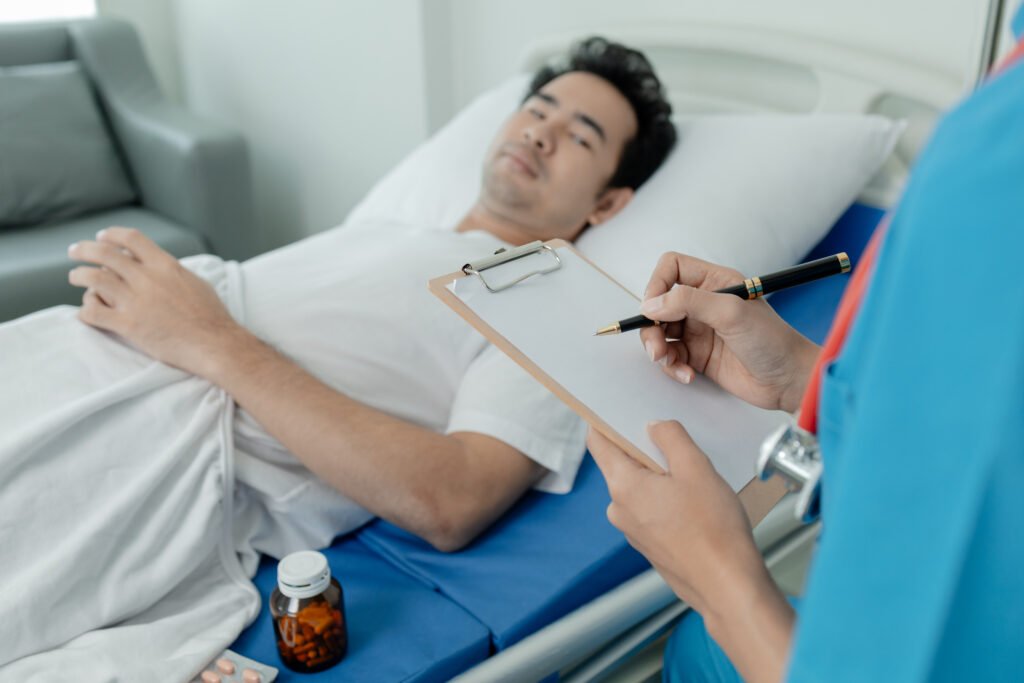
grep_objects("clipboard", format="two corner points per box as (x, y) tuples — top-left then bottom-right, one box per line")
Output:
(429, 238), (789, 523)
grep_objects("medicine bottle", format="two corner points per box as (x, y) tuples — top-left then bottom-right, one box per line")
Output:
(269, 550), (347, 673)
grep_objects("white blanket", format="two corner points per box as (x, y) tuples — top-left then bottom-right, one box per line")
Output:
(0, 224), (588, 681)
(0, 257), (259, 682)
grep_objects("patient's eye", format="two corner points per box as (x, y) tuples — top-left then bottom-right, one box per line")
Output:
(570, 133), (592, 150)
(528, 107), (546, 120)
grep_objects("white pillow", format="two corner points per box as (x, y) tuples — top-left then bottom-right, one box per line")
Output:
(344, 75), (902, 295)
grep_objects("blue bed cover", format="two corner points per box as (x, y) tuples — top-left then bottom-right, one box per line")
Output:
(230, 203), (885, 681)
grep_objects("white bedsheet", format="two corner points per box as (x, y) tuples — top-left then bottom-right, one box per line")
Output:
(0, 256), (259, 682)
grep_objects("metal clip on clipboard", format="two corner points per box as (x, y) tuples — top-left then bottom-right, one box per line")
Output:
(462, 240), (562, 293)
(757, 418), (822, 523)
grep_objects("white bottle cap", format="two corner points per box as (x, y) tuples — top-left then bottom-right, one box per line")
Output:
(277, 550), (331, 599)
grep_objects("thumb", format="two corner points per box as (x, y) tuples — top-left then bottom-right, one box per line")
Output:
(647, 420), (714, 477)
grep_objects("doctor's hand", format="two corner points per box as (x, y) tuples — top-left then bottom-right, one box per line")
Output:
(640, 252), (820, 413)
(68, 227), (246, 378)
(588, 422), (777, 623)
(589, 421), (795, 683)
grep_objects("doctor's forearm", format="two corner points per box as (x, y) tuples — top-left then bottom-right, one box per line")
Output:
(199, 327), (537, 550)
(703, 567), (795, 683)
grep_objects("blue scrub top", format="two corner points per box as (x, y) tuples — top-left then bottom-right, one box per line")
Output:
(787, 24), (1024, 683)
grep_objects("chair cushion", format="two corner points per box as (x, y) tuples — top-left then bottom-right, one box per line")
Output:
(0, 207), (206, 321)
(0, 61), (135, 228)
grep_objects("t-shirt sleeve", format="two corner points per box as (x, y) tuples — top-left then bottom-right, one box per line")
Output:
(445, 344), (586, 493)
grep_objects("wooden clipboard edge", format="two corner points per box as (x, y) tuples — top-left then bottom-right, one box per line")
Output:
(427, 273), (660, 474)
(429, 239), (787, 527)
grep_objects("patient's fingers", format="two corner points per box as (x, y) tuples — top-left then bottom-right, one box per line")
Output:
(95, 227), (169, 265)
(79, 289), (118, 330)
(68, 240), (141, 280)
(69, 265), (126, 304)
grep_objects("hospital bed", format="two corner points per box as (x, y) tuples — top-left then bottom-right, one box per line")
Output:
(229, 12), (1001, 680)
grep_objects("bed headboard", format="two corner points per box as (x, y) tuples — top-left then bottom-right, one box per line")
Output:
(517, 16), (1003, 207)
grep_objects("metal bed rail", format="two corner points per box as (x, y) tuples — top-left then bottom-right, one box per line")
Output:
(453, 495), (819, 682)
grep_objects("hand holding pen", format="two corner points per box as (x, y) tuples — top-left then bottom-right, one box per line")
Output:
(597, 253), (850, 334)
(621, 252), (836, 413)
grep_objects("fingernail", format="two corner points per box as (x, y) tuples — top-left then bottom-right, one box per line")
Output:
(675, 368), (692, 384)
(658, 355), (669, 367)
(67, 242), (78, 254)
(641, 295), (664, 316)
(645, 341), (656, 362)
(646, 420), (666, 431)
(96, 229), (107, 239)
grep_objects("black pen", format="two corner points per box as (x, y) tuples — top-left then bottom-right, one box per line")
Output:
(595, 252), (851, 336)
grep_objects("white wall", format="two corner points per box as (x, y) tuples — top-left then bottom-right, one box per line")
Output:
(173, 0), (432, 251)
(439, 0), (993, 123)
(96, 0), (182, 102)
(100, 0), (1000, 253)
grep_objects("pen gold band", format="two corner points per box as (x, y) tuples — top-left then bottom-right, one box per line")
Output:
(744, 276), (764, 299)
(838, 252), (851, 273)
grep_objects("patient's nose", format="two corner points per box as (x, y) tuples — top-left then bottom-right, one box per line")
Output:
(523, 125), (553, 153)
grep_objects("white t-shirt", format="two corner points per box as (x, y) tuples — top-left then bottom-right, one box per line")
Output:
(230, 221), (586, 559)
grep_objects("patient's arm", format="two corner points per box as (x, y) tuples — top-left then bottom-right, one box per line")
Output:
(68, 228), (544, 551)
(208, 330), (546, 551)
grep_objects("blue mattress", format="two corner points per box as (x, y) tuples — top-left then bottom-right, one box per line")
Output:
(231, 537), (491, 682)
(768, 203), (884, 344)
(230, 203), (885, 681)
(359, 454), (650, 651)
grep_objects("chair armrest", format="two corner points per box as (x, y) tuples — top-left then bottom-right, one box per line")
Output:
(68, 18), (255, 259)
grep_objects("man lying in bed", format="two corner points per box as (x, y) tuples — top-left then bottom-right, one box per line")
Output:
(0, 37), (674, 677)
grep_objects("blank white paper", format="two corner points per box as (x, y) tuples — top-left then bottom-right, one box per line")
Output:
(451, 245), (787, 491)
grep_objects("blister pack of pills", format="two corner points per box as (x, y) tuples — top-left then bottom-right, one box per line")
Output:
(191, 648), (279, 683)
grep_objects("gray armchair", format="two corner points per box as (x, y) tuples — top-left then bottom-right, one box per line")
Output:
(0, 18), (253, 321)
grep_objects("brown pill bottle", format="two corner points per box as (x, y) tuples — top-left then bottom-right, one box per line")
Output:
(269, 550), (347, 673)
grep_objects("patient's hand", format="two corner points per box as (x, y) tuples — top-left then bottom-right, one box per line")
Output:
(639, 252), (820, 413)
(68, 227), (245, 377)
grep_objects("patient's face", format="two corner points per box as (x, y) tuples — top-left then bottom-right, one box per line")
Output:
(480, 71), (638, 242)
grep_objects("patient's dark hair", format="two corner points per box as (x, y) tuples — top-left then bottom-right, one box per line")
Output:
(527, 36), (676, 190)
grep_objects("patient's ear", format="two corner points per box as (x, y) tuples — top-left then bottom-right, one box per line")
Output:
(586, 186), (634, 226)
